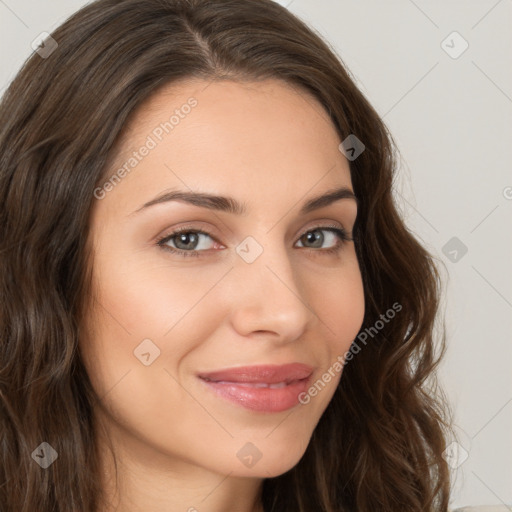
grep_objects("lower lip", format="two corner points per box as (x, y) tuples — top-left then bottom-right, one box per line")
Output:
(200, 377), (311, 413)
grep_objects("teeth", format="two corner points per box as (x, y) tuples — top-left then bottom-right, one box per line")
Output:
(214, 380), (289, 389)
(268, 382), (287, 389)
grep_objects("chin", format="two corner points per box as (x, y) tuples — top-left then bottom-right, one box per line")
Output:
(233, 457), (303, 479)
(228, 436), (310, 479)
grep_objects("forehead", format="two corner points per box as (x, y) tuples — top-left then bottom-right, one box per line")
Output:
(96, 78), (353, 218)
(126, 77), (335, 138)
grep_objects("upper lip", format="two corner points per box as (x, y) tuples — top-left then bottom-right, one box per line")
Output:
(197, 363), (314, 384)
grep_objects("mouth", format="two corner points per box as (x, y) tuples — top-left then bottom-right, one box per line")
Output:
(197, 363), (314, 413)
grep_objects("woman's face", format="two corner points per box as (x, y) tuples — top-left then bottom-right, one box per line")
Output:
(81, 78), (365, 479)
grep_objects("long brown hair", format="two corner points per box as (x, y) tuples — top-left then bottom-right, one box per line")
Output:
(0, 0), (453, 510)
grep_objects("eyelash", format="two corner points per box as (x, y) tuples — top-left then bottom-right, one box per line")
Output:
(155, 224), (353, 258)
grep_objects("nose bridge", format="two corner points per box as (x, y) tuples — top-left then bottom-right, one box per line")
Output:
(228, 232), (313, 338)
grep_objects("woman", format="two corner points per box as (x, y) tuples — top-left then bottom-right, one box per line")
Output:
(0, 0), (454, 510)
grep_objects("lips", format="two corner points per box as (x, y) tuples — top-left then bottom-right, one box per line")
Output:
(197, 363), (314, 413)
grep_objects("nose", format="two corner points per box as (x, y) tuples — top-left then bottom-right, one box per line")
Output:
(227, 238), (315, 343)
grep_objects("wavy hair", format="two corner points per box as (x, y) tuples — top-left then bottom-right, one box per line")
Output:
(0, 0), (453, 510)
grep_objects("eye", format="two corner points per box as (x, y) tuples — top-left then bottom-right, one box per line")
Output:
(156, 224), (353, 258)
(156, 227), (219, 258)
(295, 226), (351, 253)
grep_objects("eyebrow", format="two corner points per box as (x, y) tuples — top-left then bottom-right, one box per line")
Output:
(130, 185), (357, 217)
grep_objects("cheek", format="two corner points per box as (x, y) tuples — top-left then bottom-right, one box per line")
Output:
(310, 258), (365, 351)
(292, 259), (364, 411)
(90, 245), (229, 339)
(78, 255), (232, 461)
(79, 248), (233, 396)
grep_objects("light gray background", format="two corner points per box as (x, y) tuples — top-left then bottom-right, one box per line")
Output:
(1, 0), (511, 508)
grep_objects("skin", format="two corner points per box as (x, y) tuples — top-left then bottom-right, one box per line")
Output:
(81, 78), (365, 512)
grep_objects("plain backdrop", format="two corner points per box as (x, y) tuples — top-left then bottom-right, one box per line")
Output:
(1, 0), (511, 509)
